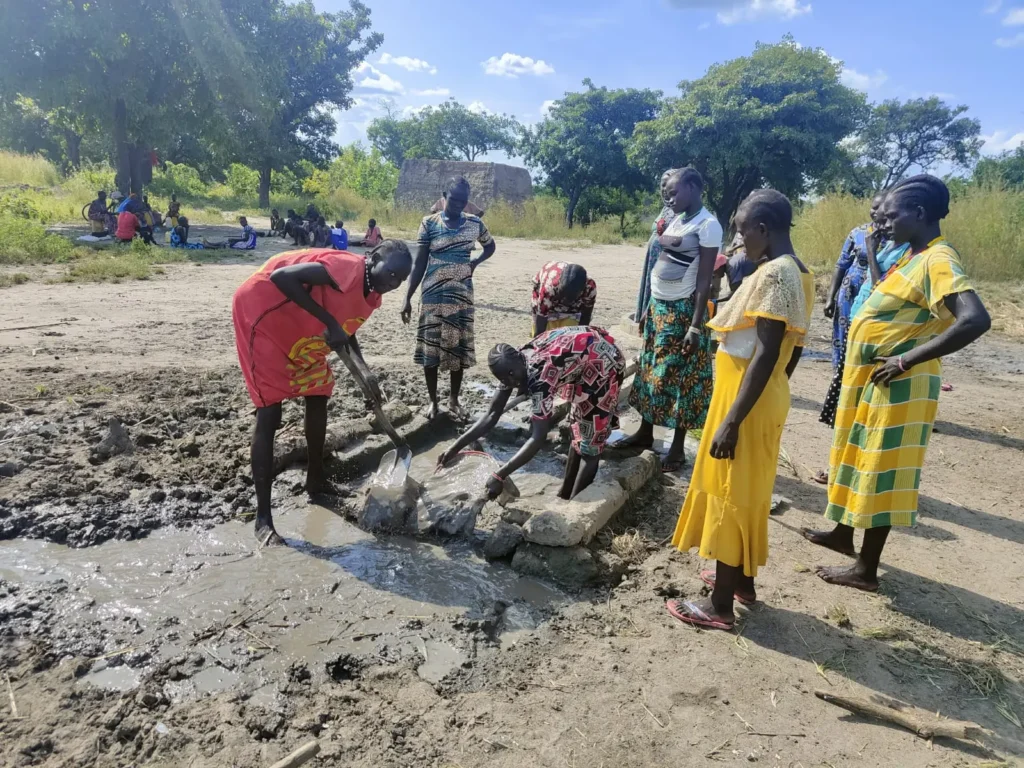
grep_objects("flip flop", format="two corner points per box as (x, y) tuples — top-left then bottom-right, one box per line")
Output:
(661, 458), (686, 474)
(699, 570), (756, 606)
(812, 470), (829, 485)
(665, 599), (735, 631)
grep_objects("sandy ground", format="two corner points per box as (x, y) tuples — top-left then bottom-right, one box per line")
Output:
(2, 237), (1024, 767)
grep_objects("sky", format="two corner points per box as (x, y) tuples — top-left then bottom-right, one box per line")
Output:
(322, 0), (1024, 170)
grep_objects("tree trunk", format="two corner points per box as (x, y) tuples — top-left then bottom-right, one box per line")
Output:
(128, 145), (144, 195)
(114, 98), (130, 195)
(63, 129), (82, 171)
(258, 161), (272, 210)
(565, 187), (582, 229)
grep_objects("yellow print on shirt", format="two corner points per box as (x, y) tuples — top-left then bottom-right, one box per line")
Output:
(287, 336), (333, 393)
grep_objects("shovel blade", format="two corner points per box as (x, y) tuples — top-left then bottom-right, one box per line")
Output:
(374, 446), (412, 487)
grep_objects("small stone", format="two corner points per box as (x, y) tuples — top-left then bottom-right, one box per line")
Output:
(0, 462), (21, 478)
(483, 521), (524, 560)
(603, 626), (614, 637)
(149, 490), (167, 503)
(91, 418), (134, 461)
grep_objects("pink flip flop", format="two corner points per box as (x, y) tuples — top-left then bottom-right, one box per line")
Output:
(665, 599), (735, 631)
(699, 570), (756, 606)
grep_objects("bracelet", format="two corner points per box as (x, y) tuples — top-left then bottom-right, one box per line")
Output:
(491, 472), (504, 485)
(897, 355), (907, 372)
(687, 325), (702, 334)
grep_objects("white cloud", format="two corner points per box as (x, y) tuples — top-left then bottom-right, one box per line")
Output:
(996, 31), (1024, 45)
(401, 104), (432, 117)
(840, 66), (889, 92)
(379, 53), (437, 75)
(467, 101), (490, 115)
(355, 61), (405, 94)
(986, 0), (1003, 12)
(482, 53), (555, 78)
(1003, 7), (1024, 23)
(982, 130), (1024, 153)
(540, 99), (557, 117)
(414, 88), (451, 97)
(668, 0), (811, 24)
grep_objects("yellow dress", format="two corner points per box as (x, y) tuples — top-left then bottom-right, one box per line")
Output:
(672, 255), (814, 577)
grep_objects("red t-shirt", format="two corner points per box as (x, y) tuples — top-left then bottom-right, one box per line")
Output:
(115, 211), (138, 240)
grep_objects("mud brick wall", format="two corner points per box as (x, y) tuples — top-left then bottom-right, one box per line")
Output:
(395, 159), (533, 212)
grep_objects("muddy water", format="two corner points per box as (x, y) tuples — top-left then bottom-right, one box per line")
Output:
(0, 498), (562, 697)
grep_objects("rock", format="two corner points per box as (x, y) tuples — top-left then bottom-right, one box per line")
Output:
(358, 476), (419, 533)
(244, 708), (285, 740)
(770, 495), (790, 514)
(0, 462), (21, 478)
(606, 450), (660, 492)
(511, 543), (601, 588)
(522, 479), (628, 547)
(501, 505), (531, 526)
(483, 521), (524, 560)
(91, 418), (134, 461)
(368, 400), (413, 432)
(149, 490), (167, 503)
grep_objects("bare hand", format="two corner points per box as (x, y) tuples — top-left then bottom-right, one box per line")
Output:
(870, 356), (903, 387)
(485, 474), (504, 500)
(638, 314), (647, 337)
(680, 327), (701, 356)
(401, 300), (412, 325)
(710, 421), (739, 461)
(362, 372), (383, 405)
(323, 321), (349, 354)
(436, 448), (454, 470)
(823, 301), (836, 319)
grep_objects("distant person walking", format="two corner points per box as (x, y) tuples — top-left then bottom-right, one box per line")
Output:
(402, 176), (496, 421)
(803, 176), (990, 593)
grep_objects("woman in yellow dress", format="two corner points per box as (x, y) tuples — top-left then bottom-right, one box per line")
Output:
(667, 190), (814, 631)
(803, 175), (991, 591)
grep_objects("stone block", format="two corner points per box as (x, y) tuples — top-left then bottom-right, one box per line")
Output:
(511, 543), (601, 588)
(395, 159), (532, 212)
(367, 400), (413, 432)
(605, 450), (659, 493)
(521, 479), (627, 547)
(483, 521), (524, 560)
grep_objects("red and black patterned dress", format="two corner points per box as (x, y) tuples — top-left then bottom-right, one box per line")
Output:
(531, 261), (597, 334)
(508, 326), (624, 456)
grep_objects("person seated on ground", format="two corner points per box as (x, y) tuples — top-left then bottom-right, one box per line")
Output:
(167, 194), (181, 227)
(431, 196), (484, 216)
(117, 192), (141, 214)
(437, 327), (625, 501)
(364, 218), (383, 247)
(531, 261), (597, 336)
(331, 220), (348, 250)
(304, 202), (320, 223)
(269, 209), (285, 236)
(115, 208), (140, 244)
(139, 195), (163, 229)
(311, 216), (331, 248)
(203, 216), (258, 250)
(283, 209), (303, 241)
(87, 190), (116, 236)
(169, 215), (204, 249)
(289, 214), (310, 247)
(231, 240), (414, 545)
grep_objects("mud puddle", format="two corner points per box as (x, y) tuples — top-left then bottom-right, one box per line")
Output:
(0, 498), (563, 698)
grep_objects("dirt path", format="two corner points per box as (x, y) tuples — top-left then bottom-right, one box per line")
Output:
(2, 239), (1024, 767)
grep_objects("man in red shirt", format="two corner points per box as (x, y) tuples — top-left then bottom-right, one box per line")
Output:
(232, 241), (413, 545)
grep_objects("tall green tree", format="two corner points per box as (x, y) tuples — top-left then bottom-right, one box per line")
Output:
(367, 100), (522, 166)
(858, 98), (982, 188)
(974, 146), (1024, 189)
(628, 39), (866, 229)
(522, 80), (661, 227)
(227, 0), (381, 208)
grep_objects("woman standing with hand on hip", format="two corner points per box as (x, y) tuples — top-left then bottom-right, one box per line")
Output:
(668, 190), (814, 631)
(803, 175), (990, 592)
(402, 176), (496, 421)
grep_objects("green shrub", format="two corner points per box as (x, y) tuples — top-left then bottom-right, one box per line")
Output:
(149, 162), (208, 198)
(226, 163), (260, 199)
(0, 150), (60, 187)
(0, 215), (78, 264)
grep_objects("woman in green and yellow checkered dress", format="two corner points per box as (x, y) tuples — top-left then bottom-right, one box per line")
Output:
(803, 175), (991, 591)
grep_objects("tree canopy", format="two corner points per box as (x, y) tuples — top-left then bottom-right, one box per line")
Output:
(522, 80), (661, 227)
(974, 146), (1024, 189)
(367, 100), (521, 166)
(628, 39), (866, 229)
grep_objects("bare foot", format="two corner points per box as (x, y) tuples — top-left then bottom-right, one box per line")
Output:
(426, 401), (440, 420)
(814, 564), (878, 592)
(801, 527), (856, 556)
(305, 476), (352, 501)
(609, 431), (654, 452)
(448, 399), (470, 422)
(255, 522), (286, 547)
(699, 570), (756, 605)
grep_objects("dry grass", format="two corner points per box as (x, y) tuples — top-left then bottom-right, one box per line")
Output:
(856, 625), (909, 641)
(0, 271), (30, 288)
(0, 150), (61, 187)
(825, 603), (852, 629)
(610, 529), (647, 564)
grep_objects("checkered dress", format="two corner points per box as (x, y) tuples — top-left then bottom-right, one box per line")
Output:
(825, 240), (972, 529)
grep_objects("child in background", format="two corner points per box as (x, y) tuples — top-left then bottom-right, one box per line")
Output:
(331, 220), (349, 250)
(167, 194), (181, 227)
(364, 218), (383, 247)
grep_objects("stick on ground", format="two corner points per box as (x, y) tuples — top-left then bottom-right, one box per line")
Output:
(814, 689), (988, 741)
(268, 740), (320, 768)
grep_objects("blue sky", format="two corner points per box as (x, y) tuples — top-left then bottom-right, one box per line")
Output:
(323, 0), (1024, 169)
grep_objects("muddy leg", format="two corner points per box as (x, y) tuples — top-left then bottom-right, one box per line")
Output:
(662, 428), (688, 472)
(448, 368), (467, 420)
(252, 404), (285, 545)
(815, 526), (890, 591)
(303, 395), (329, 493)
(570, 454), (600, 498)
(558, 448), (582, 499)
(424, 366), (440, 419)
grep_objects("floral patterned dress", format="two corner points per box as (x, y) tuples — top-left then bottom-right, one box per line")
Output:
(531, 261), (597, 334)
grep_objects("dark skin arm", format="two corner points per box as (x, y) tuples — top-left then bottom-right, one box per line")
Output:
(685, 245), (718, 354)
(401, 242), (430, 324)
(533, 314), (549, 335)
(866, 228), (885, 285)
(437, 388), (514, 465)
(470, 240), (496, 273)
(871, 291), (991, 386)
(710, 318), (786, 460)
(785, 346), (803, 379)
(269, 263), (381, 401)
(492, 416), (552, 480)
(579, 306), (594, 326)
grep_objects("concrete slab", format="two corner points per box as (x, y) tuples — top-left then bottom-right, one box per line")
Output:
(522, 478), (627, 547)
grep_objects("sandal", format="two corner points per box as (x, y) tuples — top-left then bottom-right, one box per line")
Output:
(661, 456), (686, 474)
(665, 599), (735, 631)
(699, 570), (756, 606)
(812, 470), (829, 485)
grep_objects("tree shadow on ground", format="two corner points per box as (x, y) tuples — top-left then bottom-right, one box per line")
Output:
(742, 603), (1024, 753)
(475, 302), (532, 317)
(933, 419), (1024, 452)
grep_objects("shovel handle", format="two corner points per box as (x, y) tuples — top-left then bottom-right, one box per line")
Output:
(372, 400), (407, 450)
